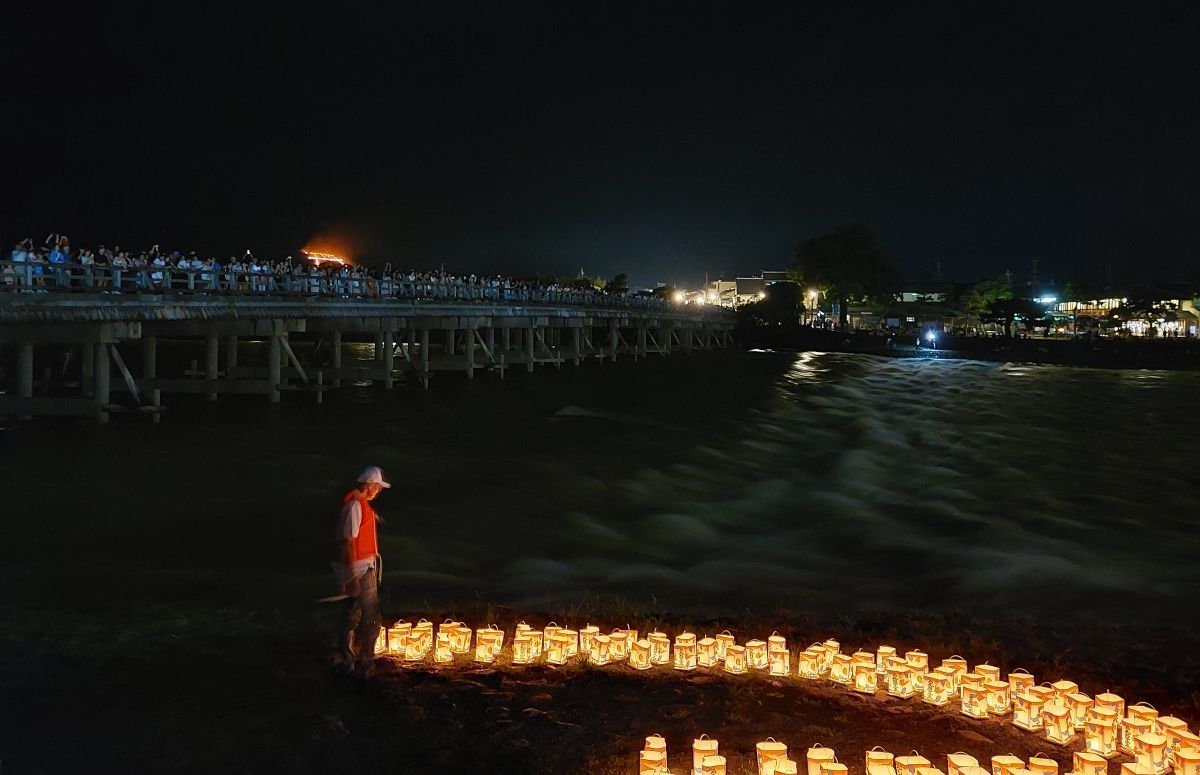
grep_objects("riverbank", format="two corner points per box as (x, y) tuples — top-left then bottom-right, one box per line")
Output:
(740, 326), (1200, 369)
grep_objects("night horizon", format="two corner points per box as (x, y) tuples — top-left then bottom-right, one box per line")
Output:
(8, 3), (1200, 288)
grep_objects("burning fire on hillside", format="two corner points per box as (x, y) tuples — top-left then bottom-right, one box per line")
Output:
(300, 249), (347, 267)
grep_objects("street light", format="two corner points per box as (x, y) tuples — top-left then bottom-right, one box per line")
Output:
(673, 290), (686, 304)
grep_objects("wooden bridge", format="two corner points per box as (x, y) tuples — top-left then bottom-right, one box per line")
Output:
(0, 282), (735, 423)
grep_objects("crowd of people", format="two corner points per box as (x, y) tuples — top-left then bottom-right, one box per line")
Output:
(1, 233), (664, 307)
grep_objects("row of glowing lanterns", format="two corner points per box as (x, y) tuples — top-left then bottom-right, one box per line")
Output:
(637, 737), (1200, 775)
(378, 620), (1197, 773)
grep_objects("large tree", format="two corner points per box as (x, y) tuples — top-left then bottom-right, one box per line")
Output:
(791, 224), (899, 329)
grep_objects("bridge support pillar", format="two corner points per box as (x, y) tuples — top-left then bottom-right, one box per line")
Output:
(94, 341), (110, 424)
(637, 325), (647, 360)
(572, 326), (582, 366)
(609, 321), (619, 362)
(464, 326), (475, 378)
(205, 335), (219, 401)
(527, 326), (535, 372)
(420, 329), (430, 389)
(143, 335), (160, 409)
(268, 334), (281, 403)
(331, 331), (342, 388)
(374, 333), (385, 362)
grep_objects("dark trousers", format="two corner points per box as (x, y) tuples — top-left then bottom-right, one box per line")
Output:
(340, 567), (381, 669)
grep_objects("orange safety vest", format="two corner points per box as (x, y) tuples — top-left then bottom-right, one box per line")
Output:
(342, 489), (378, 562)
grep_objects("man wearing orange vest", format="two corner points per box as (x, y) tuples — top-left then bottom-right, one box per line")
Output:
(332, 465), (390, 675)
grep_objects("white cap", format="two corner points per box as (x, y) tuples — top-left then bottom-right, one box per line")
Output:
(357, 465), (391, 488)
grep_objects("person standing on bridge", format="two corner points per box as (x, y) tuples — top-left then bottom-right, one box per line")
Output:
(332, 466), (390, 676)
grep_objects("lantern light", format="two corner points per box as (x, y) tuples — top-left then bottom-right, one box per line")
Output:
(630, 638), (652, 670)
(822, 639), (840, 669)
(807, 745), (836, 775)
(866, 747), (895, 773)
(1119, 763), (1159, 775)
(1067, 692), (1094, 730)
(769, 646), (791, 677)
(976, 663), (1001, 683)
(768, 632), (787, 653)
(1133, 732), (1169, 775)
(1072, 751), (1109, 775)
(405, 620), (433, 661)
(917, 768), (947, 775)
(715, 630), (735, 661)
(579, 624), (599, 656)
(1175, 748), (1200, 775)
(1128, 703), (1161, 732)
(639, 749), (666, 773)
(648, 631), (671, 666)
(906, 650), (929, 691)
(608, 628), (631, 662)
(475, 624), (504, 658)
(772, 761), (800, 775)
(434, 631), (453, 664)
(1084, 707), (1120, 758)
(545, 630), (571, 666)
(674, 633), (698, 671)
(588, 633), (611, 666)
(887, 662), (915, 699)
(896, 753), (932, 775)
(961, 679), (989, 719)
(694, 735), (719, 773)
(821, 762), (849, 775)
(870, 767), (900, 775)
(747, 639), (769, 671)
(941, 656), (968, 687)
(512, 632), (535, 665)
(558, 628), (579, 658)
(959, 768), (990, 775)
(1051, 680), (1079, 704)
(1009, 669), (1036, 697)
(702, 755), (728, 775)
(724, 644), (748, 674)
(1014, 691), (1047, 732)
(644, 734), (667, 766)
(1044, 703), (1076, 745)
(373, 627), (388, 657)
(543, 621), (562, 643)
(923, 667), (955, 706)
(877, 646), (896, 675)
(991, 754), (1026, 775)
(985, 679), (1012, 716)
(853, 661), (878, 694)
(757, 738), (788, 775)
(1027, 754), (1058, 775)
(1094, 692), (1126, 720)
(698, 636), (719, 667)
(830, 653), (854, 685)
(1164, 724), (1199, 767)
(947, 753), (979, 775)
(387, 621), (412, 654)
(799, 648), (825, 680)
(1122, 717), (1155, 757)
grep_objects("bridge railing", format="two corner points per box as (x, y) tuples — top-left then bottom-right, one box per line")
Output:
(0, 261), (683, 311)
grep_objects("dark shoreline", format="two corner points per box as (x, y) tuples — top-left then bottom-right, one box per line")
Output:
(740, 327), (1200, 370)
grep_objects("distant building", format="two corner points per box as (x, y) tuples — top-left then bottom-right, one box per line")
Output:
(705, 269), (790, 307)
(735, 277), (766, 305)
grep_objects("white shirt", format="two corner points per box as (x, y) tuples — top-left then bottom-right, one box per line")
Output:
(330, 498), (377, 585)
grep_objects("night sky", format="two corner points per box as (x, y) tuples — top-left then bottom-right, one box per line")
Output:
(8, 2), (1199, 287)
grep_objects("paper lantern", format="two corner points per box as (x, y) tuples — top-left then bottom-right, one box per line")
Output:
(630, 638), (652, 670)
(896, 754), (931, 775)
(434, 631), (453, 663)
(747, 639), (769, 671)
(877, 646), (897, 675)
(1175, 748), (1200, 775)
(947, 753), (979, 775)
(822, 639), (840, 668)
(1119, 764), (1157, 775)
(1158, 716), (1188, 743)
(924, 667), (955, 706)
(757, 738), (788, 775)
(1072, 751), (1108, 775)
(698, 636), (719, 667)
(639, 750), (665, 773)
(830, 653), (854, 685)
(476, 625), (504, 657)
(1164, 724), (1199, 766)
(1085, 707), (1119, 758)
(799, 648), (825, 680)
(405, 620), (433, 661)
(906, 650), (929, 690)
(1051, 680), (1078, 704)
(1133, 733), (1169, 775)
(991, 755), (1025, 775)
(674, 633), (698, 671)
(869, 767), (900, 775)
(579, 624), (599, 655)
(1009, 669), (1036, 697)
(942, 656), (968, 686)
(1068, 692), (1094, 730)
(702, 755), (728, 775)
(821, 763), (848, 775)
(724, 644), (747, 674)
(588, 633), (610, 666)
(854, 651), (876, 668)
(512, 632), (535, 665)
(608, 629), (630, 661)
(772, 760), (800, 775)
(866, 747), (895, 773)
(976, 663), (1001, 683)
(961, 680), (989, 719)
(1014, 691), (1047, 732)
(985, 679), (1012, 716)
(1094, 692), (1125, 720)
(438, 620), (469, 654)
(715, 631), (735, 660)
(1128, 704), (1160, 732)
(558, 628), (579, 658)
(1044, 703), (1075, 745)
(514, 621), (542, 657)
(854, 661), (879, 694)
(769, 632), (787, 653)
(648, 631), (671, 666)
(887, 663), (915, 699)
(694, 735), (719, 772)
(769, 647), (791, 677)
(959, 767), (990, 775)
(1122, 717), (1155, 757)
(543, 621), (562, 643)
(917, 768), (946, 775)
(645, 734), (667, 766)
(387, 621), (411, 654)
(546, 631), (574, 665)
(807, 745), (836, 775)
(373, 628), (388, 656)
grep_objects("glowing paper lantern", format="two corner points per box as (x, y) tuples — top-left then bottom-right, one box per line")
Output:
(698, 636), (719, 667)
(476, 625), (504, 658)
(877, 646), (896, 675)
(373, 628), (388, 656)
(702, 755), (728, 775)
(976, 664), (1001, 683)
(799, 648), (825, 680)
(961, 680), (989, 719)
(822, 639), (840, 670)
(769, 647), (791, 677)
(747, 639), (769, 670)
(386, 621), (411, 654)
(854, 651), (876, 668)
(648, 631), (671, 666)
(474, 641), (496, 663)
(830, 653), (854, 685)
(715, 630), (735, 660)
(558, 628), (579, 658)
(512, 632), (535, 665)
(985, 679), (1011, 716)
(917, 768), (946, 775)
(768, 632), (787, 653)
(807, 745), (836, 775)
(1119, 764), (1156, 775)
(645, 734), (667, 766)
(1133, 733), (1169, 775)
(630, 639), (652, 670)
(757, 738), (788, 775)
(438, 620), (468, 654)
(906, 650), (929, 690)
(1122, 717), (1155, 757)
(772, 761), (800, 775)
(1009, 669), (1036, 697)
(959, 767), (990, 775)
(1044, 703), (1076, 745)
(1085, 706), (1119, 758)
(821, 762), (849, 775)
(1176, 748), (1200, 775)
(991, 755), (1025, 775)
(1128, 703), (1160, 730)
(896, 754), (931, 775)
(1052, 680), (1079, 704)
(674, 633), (698, 671)
(1164, 724), (1199, 766)
(887, 663), (915, 699)
(854, 661), (878, 694)
(405, 620), (433, 661)
(869, 767), (900, 775)
(947, 753), (979, 775)
(924, 667), (955, 706)
(543, 622), (562, 643)
(1014, 691), (1047, 732)
(545, 631), (569, 666)
(694, 735), (719, 772)
(588, 633), (610, 666)
(866, 747), (895, 773)
(724, 644), (747, 674)
(1068, 692), (1094, 730)
(1072, 751), (1108, 775)
(434, 631), (453, 664)
(639, 749), (666, 773)
(1094, 692), (1125, 720)
(579, 624), (599, 655)
(608, 629), (630, 662)
(942, 656), (968, 687)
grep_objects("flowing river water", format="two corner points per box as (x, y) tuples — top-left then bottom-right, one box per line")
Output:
(1, 349), (1196, 624)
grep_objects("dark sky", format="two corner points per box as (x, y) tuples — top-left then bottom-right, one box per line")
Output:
(7, 2), (1199, 287)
